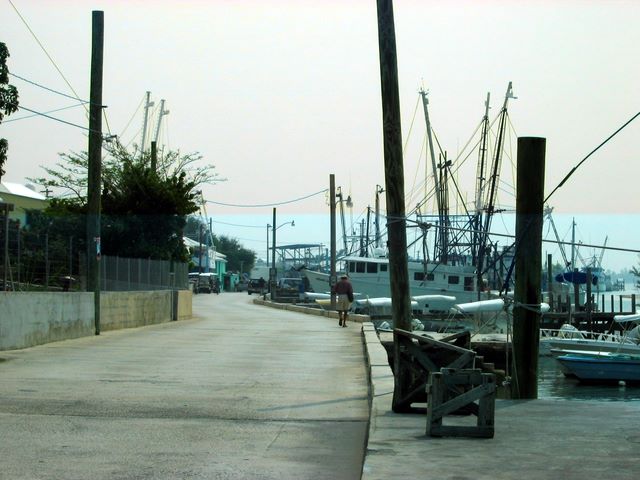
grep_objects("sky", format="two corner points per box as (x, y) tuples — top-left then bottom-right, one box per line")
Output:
(1, 0), (639, 271)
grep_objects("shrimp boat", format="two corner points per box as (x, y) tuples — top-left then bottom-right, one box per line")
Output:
(305, 83), (518, 308)
(304, 255), (478, 304)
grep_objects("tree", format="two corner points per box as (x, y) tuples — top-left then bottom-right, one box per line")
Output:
(29, 140), (223, 200)
(101, 160), (199, 261)
(631, 255), (640, 278)
(213, 235), (257, 274)
(0, 42), (20, 181)
(29, 141), (218, 262)
(184, 216), (257, 274)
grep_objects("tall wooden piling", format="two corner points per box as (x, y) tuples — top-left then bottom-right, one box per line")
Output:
(87, 10), (104, 335)
(512, 137), (546, 399)
(375, 0), (413, 412)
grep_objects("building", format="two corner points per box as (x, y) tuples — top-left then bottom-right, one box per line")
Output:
(0, 181), (48, 226)
(183, 236), (227, 287)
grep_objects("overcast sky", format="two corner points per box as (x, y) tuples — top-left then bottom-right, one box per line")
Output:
(2, 0), (639, 270)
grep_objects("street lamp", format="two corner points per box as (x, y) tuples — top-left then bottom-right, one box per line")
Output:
(268, 208), (295, 300)
(267, 220), (295, 268)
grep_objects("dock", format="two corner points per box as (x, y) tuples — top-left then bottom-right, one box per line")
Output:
(2, 293), (639, 479)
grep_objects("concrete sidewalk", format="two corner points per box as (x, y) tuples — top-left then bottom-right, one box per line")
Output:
(361, 324), (640, 480)
(0, 293), (369, 480)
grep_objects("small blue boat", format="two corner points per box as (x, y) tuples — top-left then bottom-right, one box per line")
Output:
(556, 352), (640, 383)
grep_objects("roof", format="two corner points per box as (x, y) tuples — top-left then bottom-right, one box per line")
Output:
(0, 182), (47, 201)
(274, 243), (324, 251)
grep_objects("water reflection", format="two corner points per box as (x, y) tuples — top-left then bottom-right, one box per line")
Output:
(538, 355), (640, 402)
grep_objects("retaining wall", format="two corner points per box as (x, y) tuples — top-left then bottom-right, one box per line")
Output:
(0, 290), (193, 351)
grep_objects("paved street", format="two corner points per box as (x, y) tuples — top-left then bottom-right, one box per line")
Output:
(0, 292), (369, 480)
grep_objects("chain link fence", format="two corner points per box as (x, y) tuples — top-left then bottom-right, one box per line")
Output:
(1, 217), (188, 292)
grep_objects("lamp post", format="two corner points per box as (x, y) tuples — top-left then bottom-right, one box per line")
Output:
(267, 211), (295, 300)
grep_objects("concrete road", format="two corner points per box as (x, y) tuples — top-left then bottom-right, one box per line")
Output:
(0, 292), (369, 480)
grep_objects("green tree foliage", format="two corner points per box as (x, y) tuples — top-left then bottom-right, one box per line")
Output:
(27, 142), (213, 262)
(0, 42), (20, 181)
(184, 216), (257, 273)
(631, 255), (640, 278)
(213, 234), (256, 274)
(29, 140), (223, 200)
(101, 160), (199, 261)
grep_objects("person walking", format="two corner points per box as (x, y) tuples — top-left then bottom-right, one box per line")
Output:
(333, 274), (354, 327)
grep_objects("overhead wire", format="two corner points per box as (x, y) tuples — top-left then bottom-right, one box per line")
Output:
(7, 0), (113, 136)
(8, 72), (90, 104)
(9, 103), (95, 133)
(3, 102), (87, 123)
(205, 188), (328, 208)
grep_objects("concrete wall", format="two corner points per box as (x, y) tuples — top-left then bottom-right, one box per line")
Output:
(0, 292), (94, 350)
(177, 290), (192, 320)
(100, 291), (171, 331)
(1, 290), (193, 351)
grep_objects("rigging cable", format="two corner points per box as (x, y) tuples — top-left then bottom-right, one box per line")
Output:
(544, 110), (640, 203)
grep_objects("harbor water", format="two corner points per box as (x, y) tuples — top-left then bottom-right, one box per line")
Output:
(538, 355), (640, 402)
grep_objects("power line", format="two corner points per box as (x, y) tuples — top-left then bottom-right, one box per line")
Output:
(8, 72), (90, 104)
(210, 219), (266, 229)
(12, 104), (114, 141)
(7, 0), (88, 114)
(7, 0), (113, 136)
(205, 188), (328, 208)
(3, 102), (87, 123)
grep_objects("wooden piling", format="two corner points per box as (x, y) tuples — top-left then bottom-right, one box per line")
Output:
(375, 0), (413, 412)
(512, 137), (545, 399)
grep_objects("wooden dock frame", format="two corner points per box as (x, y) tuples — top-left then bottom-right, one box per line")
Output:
(392, 328), (476, 411)
(426, 368), (496, 438)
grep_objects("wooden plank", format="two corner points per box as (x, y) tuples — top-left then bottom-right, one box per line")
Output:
(395, 328), (475, 355)
(430, 384), (495, 418)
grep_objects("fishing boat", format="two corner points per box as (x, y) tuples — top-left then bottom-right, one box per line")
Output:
(540, 314), (640, 356)
(555, 351), (640, 383)
(305, 84), (518, 306)
(304, 255), (478, 303)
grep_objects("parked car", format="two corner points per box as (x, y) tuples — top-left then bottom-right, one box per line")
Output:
(247, 278), (266, 295)
(195, 273), (217, 294)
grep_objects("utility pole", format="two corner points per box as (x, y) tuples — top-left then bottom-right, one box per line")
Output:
(330, 174), (337, 311)
(512, 137), (546, 399)
(270, 207), (276, 300)
(87, 10), (104, 335)
(376, 0), (412, 412)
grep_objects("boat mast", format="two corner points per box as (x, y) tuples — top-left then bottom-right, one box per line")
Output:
(420, 89), (448, 263)
(140, 91), (154, 155)
(153, 99), (169, 144)
(473, 92), (491, 264)
(544, 206), (570, 269)
(476, 82), (515, 292)
(374, 184), (384, 248)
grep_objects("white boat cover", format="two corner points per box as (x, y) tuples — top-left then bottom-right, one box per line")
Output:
(453, 299), (505, 313)
(613, 313), (640, 323)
